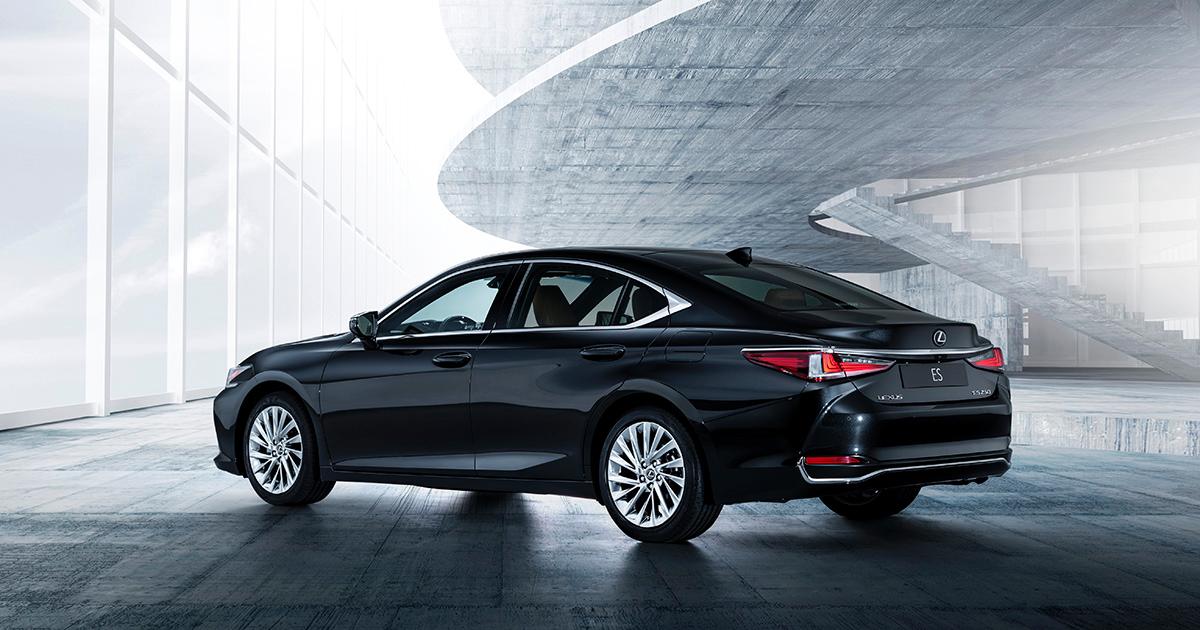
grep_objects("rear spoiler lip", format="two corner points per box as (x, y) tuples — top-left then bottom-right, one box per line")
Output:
(740, 345), (993, 360)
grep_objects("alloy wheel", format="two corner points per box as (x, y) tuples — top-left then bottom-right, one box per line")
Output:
(606, 421), (686, 528)
(247, 405), (303, 494)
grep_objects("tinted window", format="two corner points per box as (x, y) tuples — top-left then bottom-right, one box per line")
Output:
(519, 266), (629, 328)
(380, 270), (507, 335)
(699, 261), (907, 312)
(618, 281), (668, 323)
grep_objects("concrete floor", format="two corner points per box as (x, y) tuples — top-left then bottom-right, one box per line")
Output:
(1, 380), (1199, 629)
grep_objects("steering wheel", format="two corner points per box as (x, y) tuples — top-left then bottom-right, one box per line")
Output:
(439, 315), (478, 332)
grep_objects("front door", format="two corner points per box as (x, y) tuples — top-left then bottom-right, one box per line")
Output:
(320, 265), (517, 473)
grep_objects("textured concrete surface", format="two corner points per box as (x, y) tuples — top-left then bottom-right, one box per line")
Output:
(819, 188), (1200, 380)
(1, 379), (1199, 628)
(881, 264), (1024, 372)
(1010, 376), (1200, 456)
(438, 0), (1200, 272)
(440, 0), (657, 94)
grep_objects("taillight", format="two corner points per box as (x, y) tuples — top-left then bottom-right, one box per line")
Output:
(742, 350), (893, 382)
(969, 347), (1005, 371)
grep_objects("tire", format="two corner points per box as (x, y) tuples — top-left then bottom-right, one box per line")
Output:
(243, 391), (335, 506)
(598, 406), (722, 543)
(819, 486), (920, 520)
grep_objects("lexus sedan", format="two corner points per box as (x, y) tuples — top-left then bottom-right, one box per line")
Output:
(213, 247), (1011, 542)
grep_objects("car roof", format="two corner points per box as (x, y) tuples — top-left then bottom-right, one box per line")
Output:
(465, 246), (741, 266)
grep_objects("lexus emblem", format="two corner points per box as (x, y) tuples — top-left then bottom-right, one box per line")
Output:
(932, 329), (947, 347)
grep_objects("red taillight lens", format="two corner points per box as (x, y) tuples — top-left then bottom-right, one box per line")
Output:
(805, 455), (865, 465)
(742, 350), (893, 382)
(741, 350), (814, 377)
(969, 347), (1005, 371)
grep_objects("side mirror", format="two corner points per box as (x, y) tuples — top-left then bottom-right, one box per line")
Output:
(349, 311), (379, 349)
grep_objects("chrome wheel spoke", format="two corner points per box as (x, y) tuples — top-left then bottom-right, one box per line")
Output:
(653, 483), (670, 519)
(612, 484), (641, 501)
(249, 405), (302, 495)
(616, 437), (639, 469)
(606, 420), (686, 528)
(609, 451), (638, 473)
(663, 480), (682, 503)
(609, 473), (640, 487)
(646, 440), (674, 463)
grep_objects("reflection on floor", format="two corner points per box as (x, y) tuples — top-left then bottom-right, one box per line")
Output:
(1, 379), (1198, 628)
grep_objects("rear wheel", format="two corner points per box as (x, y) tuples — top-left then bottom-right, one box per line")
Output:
(243, 392), (335, 506)
(598, 407), (722, 543)
(820, 486), (920, 520)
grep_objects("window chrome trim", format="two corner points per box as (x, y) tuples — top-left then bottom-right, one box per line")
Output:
(374, 261), (518, 340)
(739, 345), (993, 359)
(798, 456), (1010, 485)
(373, 257), (692, 341)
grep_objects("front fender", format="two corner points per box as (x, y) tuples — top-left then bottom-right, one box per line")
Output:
(212, 370), (326, 475)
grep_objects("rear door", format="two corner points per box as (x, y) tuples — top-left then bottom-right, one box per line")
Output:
(469, 262), (670, 480)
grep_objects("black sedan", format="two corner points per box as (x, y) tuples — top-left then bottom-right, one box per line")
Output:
(213, 247), (1011, 542)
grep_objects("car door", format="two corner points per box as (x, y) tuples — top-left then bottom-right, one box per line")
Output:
(320, 264), (518, 473)
(469, 262), (672, 480)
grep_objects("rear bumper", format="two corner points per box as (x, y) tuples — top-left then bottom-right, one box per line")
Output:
(798, 452), (1011, 487)
(696, 376), (1012, 504)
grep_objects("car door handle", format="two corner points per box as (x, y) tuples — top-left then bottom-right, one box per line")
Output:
(579, 344), (626, 361)
(432, 351), (472, 368)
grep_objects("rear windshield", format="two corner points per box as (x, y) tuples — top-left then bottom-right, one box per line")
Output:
(697, 261), (909, 312)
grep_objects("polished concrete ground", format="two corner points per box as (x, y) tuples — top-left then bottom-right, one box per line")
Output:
(1, 378), (1198, 628)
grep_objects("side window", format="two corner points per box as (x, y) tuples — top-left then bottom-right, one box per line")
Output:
(379, 269), (508, 336)
(618, 281), (668, 324)
(519, 266), (630, 328)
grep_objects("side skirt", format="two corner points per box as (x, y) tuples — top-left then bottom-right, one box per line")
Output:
(321, 467), (598, 500)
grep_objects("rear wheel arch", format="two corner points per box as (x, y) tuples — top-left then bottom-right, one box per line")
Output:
(586, 390), (711, 502)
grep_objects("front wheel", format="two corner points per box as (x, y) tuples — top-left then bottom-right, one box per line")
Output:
(243, 392), (335, 506)
(599, 407), (722, 543)
(819, 486), (920, 520)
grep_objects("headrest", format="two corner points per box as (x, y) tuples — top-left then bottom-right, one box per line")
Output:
(763, 287), (810, 310)
(532, 284), (576, 327)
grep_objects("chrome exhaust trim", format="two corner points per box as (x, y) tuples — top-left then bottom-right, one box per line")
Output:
(798, 456), (1010, 485)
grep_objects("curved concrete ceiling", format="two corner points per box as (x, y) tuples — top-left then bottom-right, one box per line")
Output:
(439, 0), (1200, 272)
(439, 0), (657, 94)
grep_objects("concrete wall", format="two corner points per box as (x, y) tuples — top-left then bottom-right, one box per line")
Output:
(880, 265), (1023, 371)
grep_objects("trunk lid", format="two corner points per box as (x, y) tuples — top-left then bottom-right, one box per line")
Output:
(773, 309), (983, 352)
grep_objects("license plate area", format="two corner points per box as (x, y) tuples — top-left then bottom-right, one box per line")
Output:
(899, 362), (966, 388)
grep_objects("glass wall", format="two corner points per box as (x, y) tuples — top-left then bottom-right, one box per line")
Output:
(0, 0), (407, 424)
(185, 97), (229, 392)
(0, 1), (90, 414)
(110, 40), (171, 400)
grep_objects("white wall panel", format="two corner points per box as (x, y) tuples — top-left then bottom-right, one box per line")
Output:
(0, 1), (90, 414)
(273, 171), (300, 343)
(110, 41), (170, 400)
(185, 99), (230, 391)
(236, 140), (270, 361)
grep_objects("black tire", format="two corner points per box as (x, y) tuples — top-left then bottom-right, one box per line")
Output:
(598, 406), (722, 543)
(819, 486), (920, 520)
(243, 391), (335, 506)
